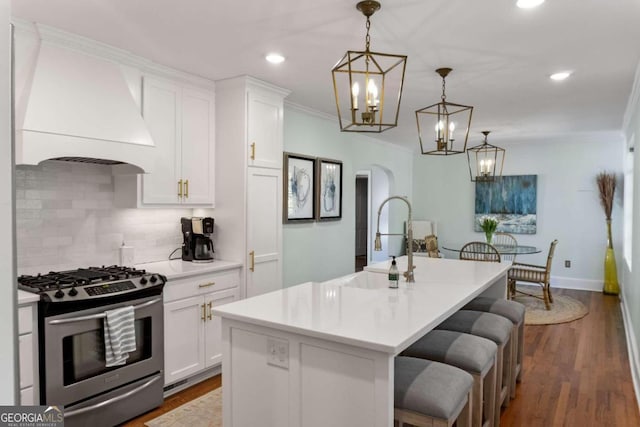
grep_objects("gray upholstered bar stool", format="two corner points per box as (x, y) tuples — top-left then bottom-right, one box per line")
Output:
(435, 310), (513, 427)
(462, 297), (526, 399)
(395, 356), (473, 427)
(401, 330), (497, 427)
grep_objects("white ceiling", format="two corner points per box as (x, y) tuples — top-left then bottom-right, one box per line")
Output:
(11, 0), (640, 150)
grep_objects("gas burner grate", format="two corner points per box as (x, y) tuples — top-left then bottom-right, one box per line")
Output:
(18, 265), (149, 292)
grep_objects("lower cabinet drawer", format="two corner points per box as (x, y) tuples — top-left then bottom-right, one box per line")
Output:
(18, 306), (33, 335)
(164, 270), (240, 302)
(20, 387), (34, 405)
(19, 334), (33, 389)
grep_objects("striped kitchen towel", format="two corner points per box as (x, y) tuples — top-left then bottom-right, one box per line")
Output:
(104, 305), (136, 367)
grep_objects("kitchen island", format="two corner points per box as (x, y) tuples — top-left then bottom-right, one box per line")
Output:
(213, 257), (509, 427)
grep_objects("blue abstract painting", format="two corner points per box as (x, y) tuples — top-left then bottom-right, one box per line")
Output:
(474, 175), (537, 234)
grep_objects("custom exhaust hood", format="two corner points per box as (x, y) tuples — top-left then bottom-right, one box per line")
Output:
(15, 31), (156, 174)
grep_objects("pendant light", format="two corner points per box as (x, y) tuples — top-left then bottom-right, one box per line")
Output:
(467, 131), (505, 182)
(416, 68), (473, 155)
(331, 1), (407, 133)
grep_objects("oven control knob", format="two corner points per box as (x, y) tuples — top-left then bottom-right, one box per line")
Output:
(68, 287), (78, 297)
(150, 275), (158, 283)
(140, 277), (148, 285)
(54, 289), (65, 299)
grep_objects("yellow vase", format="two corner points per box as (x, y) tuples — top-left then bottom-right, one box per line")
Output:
(603, 219), (620, 295)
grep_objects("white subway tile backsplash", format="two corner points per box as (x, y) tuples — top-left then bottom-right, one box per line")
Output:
(16, 161), (195, 273)
(42, 236), (73, 247)
(16, 199), (43, 209)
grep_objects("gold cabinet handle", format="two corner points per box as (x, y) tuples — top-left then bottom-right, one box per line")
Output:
(250, 142), (256, 161)
(198, 282), (216, 288)
(201, 303), (206, 321)
(207, 301), (213, 320)
(184, 179), (189, 198)
(178, 179), (183, 198)
(249, 250), (255, 272)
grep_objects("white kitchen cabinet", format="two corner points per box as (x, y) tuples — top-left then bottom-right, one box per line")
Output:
(246, 167), (282, 297)
(215, 76), (289, 298)
(18, 302), (38, 405)
(163, 269), (239, 386)
(247, 90), (285, 169)
(115, 75), (215, 207)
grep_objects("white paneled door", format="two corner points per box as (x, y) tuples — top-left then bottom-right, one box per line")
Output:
(246, 167), (282, 297)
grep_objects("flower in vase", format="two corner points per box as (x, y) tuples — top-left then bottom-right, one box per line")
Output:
(478, 216), (499, 243)
(478, 216), (499, 234)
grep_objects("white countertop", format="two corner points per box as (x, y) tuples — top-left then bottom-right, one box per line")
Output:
(213, 258), (509, 354)
(135, 259), (242, 280)
(365, 255), (512, 282)
(18, 289), (40, 305)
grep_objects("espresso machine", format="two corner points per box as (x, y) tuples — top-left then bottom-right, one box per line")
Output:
(181, 217), (215, 262)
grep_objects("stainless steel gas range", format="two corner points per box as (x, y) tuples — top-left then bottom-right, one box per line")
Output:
(18, 265), (166, 427)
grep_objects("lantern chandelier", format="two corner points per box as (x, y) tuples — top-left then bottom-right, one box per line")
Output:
(331, 1), (407, 133)
(416, 68), (473, 155)
(466, 131), (505, 182)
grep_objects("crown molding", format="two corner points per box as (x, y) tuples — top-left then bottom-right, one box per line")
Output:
(11, 18), (215, 90)
(284, 101), (414, 154)
(284, 101), (335, 122)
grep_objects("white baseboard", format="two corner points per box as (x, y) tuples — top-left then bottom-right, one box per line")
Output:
(163, 365), (221, 398)
(619, 293), (640, 412)
(550, 276), (602, 292)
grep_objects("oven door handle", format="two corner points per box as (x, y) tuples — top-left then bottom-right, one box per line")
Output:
(48, 298), (162, 325)
(64, 374), (161, 418)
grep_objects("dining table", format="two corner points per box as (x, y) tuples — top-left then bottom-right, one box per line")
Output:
(442, 243), (541, 255)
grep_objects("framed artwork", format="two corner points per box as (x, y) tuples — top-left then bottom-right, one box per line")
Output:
(283, 152), (316, 223)
(317, 158), (342, 220)
(474, 174), (537, 234)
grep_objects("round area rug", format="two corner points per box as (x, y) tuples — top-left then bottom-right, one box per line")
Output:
(513, 292), (589, 325)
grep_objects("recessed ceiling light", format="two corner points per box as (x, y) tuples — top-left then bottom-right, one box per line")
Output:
(517, 0), (545, 8)
(265, 53), (285, 64)
(550, 71), (572, 81)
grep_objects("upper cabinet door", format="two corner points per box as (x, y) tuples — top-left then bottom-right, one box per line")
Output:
(141, 76), (182, 204)
(181, 87), (215, 205)
(247, 91), (283, 169)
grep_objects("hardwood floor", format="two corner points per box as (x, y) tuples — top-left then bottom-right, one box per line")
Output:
(121, 376), (220, 427)
(124, 288), (639, 427)
(501, 288), (640, 426)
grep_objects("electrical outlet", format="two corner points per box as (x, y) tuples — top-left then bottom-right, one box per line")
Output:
(266, 337), (289, 369)
(565, 260), (571, 268)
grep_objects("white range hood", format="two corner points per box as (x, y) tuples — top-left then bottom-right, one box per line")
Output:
(15, 30), (156, 174)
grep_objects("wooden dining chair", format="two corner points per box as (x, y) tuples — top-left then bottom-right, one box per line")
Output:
(492, 232), (518, 262)
(460, 242), (501, 263)
(508, 239), (559, 310)
(425, 234), (443, 258)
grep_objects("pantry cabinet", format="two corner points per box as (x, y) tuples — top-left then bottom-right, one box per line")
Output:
(163, 268), (239, 385)
(246, 167), (282, 297)
(247, 90), (284, 169)
(215, 76), (289, 298)
(115, 75), (215, 207)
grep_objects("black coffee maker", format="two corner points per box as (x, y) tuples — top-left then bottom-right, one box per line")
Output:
(181, 217), (215, 262)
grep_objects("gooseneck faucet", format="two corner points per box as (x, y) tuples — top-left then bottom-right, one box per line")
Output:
(374, 195), (415, 282)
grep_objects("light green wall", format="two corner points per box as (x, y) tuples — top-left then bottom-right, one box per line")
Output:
(412, 133), (624, 290)
(282, 106), (413, 287)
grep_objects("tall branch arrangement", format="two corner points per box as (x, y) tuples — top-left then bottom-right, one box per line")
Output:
(596, 172), (616, 220)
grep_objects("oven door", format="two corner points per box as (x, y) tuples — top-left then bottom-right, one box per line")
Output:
(42, 294), (163, 406)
